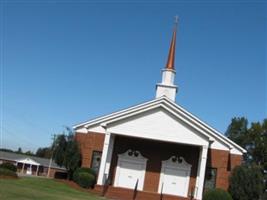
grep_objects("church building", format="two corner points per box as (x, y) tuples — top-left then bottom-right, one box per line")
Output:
(74, 21), (246, 200)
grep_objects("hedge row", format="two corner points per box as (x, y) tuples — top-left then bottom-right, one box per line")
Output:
(0, 163), (17, 172)
(203, 188), (232, 200)
(0, 168), (18, 178)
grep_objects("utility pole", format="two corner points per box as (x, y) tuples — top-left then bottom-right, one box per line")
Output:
(47, 134), (56, 178)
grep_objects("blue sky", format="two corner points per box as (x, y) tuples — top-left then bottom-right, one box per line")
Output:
(0, 0), (266, 152)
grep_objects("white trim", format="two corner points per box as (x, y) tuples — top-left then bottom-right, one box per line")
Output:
(158, 156), (191, 197)
(165, 99), (246, 153)
(114, 150), (148, 190)
(73, 97), (246, 154)
(16, 158), (40, 166)
(106, 104), (211, 142)
(73, 98), (162, 129)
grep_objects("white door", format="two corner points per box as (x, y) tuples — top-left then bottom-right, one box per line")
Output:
(26, 166), (32, 175)
(158, 156), (191, 197)
(114, 150), (148, 190)
(117, 161), (142, 189)
(162, 167), (190, 196)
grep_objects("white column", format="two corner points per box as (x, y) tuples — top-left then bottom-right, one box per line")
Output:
(36, 165), (39, 176)
(22, 163), (25, 174)
(194, 145), (208, 200)
(97, 130), (112, 185)
(104, 134), (115, 175)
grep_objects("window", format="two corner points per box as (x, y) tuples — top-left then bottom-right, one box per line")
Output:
(91, 151), (102, 175)
(204, 167), (217, 191)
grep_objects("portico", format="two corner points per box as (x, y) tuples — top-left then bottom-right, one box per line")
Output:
(16, 158), (40, 176)
(96, 111), (211, 200)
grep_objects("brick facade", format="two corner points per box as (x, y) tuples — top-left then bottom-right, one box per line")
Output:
(76, 132), (242, 199)
(75, 132), (105, 168)
(95, 185), (192, 200)
(206, 149), (242, 190)
(109, 135), (199, 195)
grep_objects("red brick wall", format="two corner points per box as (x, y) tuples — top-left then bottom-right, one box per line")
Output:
(47, 167), (67, 178)
(75, 132), (105, 167)
(75, 132), (243, 192)
(207, 149), (242, 190)
(109, 135), (199, 194)
(101, 185), (192, 200)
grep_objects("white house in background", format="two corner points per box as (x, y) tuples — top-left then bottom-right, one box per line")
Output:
(0, 150), (66, 178)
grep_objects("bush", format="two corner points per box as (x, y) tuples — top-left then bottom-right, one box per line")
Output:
(229, 165), (263, 200)
(0, 168), (18, 178)
(0, 162), (17, 172)
(74, 167), (96, 177)
(74, 172), (95, 188)
(203, 188), (232, 200)
(73, 168), (97, 188)
(73, 167), (96, 180)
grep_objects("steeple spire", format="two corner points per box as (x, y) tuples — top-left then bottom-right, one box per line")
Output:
(155, 17), (179, 101)
(166, 16), (178, 70)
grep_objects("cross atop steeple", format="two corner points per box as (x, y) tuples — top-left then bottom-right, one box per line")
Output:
(165, 16), (178, 70)
(174, 15), (179, 24)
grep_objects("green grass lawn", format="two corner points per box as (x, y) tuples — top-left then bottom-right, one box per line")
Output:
(0, 177), (104, 200)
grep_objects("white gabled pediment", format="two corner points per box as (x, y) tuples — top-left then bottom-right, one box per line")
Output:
(16, 158), (40, 166)
(74, 96), (246, 155)
(108, 107), (209, 146)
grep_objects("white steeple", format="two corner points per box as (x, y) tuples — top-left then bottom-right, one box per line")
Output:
(156, 18), (178, 101)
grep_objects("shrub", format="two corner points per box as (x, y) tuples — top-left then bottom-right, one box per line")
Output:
(74, 172), (95, 188)
(73, 167), (96, 181)
(0, 168), (18, 178)
(0, 162), (17, 172)
(229, 165), (263, 200)
(203, 188), (232, 200)
(73, 168), (97, 188)
(74, 167), (96, 177)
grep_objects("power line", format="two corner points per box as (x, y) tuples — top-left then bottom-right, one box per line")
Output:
(2, 126), (40, 149)
(0, 1), (4, 149)
(3, 107), (53, 136)
(47, 133), (57, 177)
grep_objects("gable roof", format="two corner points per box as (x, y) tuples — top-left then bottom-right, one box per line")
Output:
(15, 157), (40, 166)
(0, 151), (66, 170)
(74, 96), (246, 154)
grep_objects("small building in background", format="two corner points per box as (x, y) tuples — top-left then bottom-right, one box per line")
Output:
(0, 150), (66, 178)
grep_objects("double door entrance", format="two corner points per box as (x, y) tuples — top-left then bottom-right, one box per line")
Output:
(114, 150), (191, 197)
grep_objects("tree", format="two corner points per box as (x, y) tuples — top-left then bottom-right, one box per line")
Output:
(24, 150), (34, 156)
(226, 118), (267, 199)
(229, 165), (263, 200)
(0, 148), (14, 153)
(16, 147), (22, 154)
(225, 117), (248, 147)
(225, 118), (267, 169)
(35, 147), (52, 158)
(52, 128), (81, 179)
(247, 121), (267, 168)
